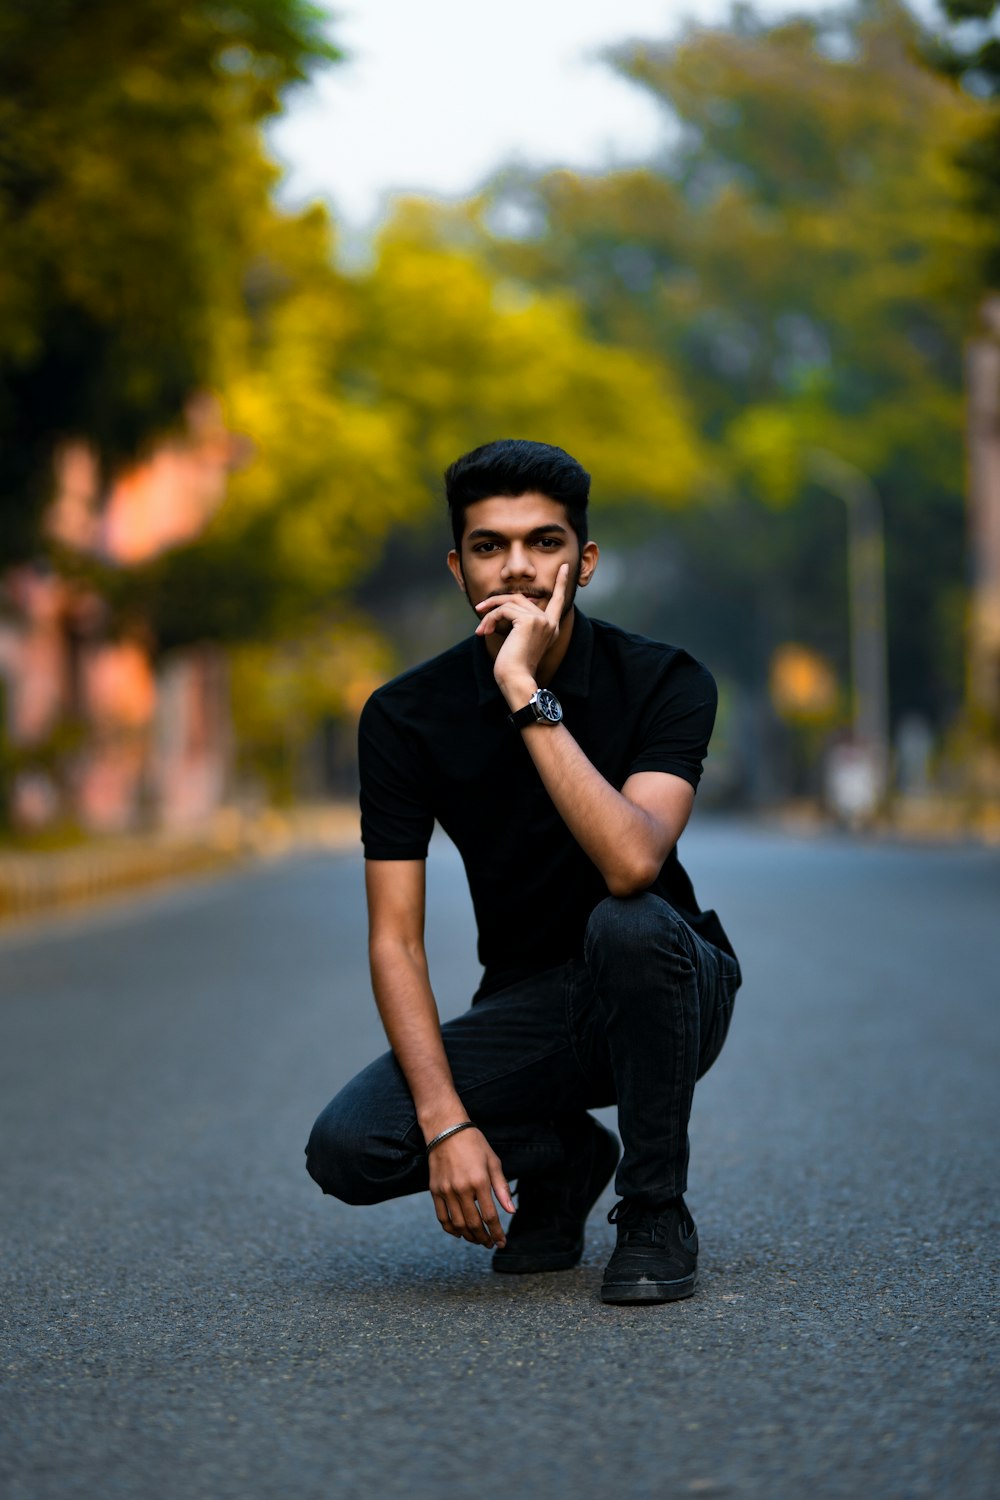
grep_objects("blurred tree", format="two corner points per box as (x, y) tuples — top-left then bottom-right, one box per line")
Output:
(930, 0), (1000, 284)
(128, 201), (418, 646)
(0, 2), (719, 820)
(471, 0), (988, 733)
(228, 618), (392, 802)
(131, 197), (709, 648)
(0, 0), (337, 565)
(353, 204), (707, 510)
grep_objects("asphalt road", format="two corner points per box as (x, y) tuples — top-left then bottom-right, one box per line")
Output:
(1, 822), (997, 1500)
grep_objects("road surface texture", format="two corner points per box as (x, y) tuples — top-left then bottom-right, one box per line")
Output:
(1, 823), (997, 1500)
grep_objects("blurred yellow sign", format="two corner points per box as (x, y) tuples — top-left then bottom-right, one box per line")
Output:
(770, 644), (839, 724)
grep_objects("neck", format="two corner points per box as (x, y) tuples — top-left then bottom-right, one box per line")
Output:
(485, 605), (576, 687)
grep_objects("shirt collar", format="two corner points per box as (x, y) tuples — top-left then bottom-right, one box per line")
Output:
(472, 606), (595, 708)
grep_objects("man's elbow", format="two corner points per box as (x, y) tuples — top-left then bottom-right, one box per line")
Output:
(369, 932), (427, 974)
(604, 854), (666, 899)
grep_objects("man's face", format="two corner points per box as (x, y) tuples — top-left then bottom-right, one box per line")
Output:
(447, 492), (598, 619)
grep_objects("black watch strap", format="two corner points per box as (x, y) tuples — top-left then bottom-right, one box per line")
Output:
(509, 700), (542, 730)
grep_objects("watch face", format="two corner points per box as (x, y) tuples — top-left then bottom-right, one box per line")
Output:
(535, 688), (563, 723)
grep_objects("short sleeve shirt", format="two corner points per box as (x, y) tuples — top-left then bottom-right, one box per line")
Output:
(359, 609), (735, 987)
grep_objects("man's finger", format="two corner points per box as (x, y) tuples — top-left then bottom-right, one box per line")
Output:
(433, 1193), (463, 1238)
(441, 1190), (471, 1239)
(446, 1188), (485, 1248)
(489, 1161), (516, 1216)
(463, 1194), (494, 1246)
(476, 1186), (506, 1249)
(443, 1190), (480, 1243)
(474, 592), (545, 613)
(459, 1190), (494, 1246)
(546, 563), (570, 624)
(475, 603), (521, 637)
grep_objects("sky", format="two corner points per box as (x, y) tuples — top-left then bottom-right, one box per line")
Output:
(268, 0), (935, 231)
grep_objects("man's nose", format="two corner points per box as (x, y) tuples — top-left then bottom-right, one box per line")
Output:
(501, 544), (534, 579)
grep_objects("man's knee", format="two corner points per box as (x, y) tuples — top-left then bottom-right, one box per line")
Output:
(584, 891), (686, 964)
(305, 1090), (412, 1206)
(305, 1100), (367, 1203)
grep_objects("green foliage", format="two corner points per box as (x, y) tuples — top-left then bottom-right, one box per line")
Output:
(228, 617), (391, 801)
(349, 204), (708, 511)
(0, 0), (710, 666)
(470, 1), (987, 725)
(931, 0), (1000, 284)
(124, 194), (711, 649)
(0, 0), (338, 564)
(3, 0), (989, 798)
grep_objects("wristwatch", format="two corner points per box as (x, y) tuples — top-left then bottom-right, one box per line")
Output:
(508, 688), (564, 729)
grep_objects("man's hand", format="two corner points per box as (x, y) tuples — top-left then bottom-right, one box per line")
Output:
(474, 562), (570, 700)
(427, 1126), (515, 1248)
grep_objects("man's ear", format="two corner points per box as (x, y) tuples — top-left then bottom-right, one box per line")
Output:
(447, 549), (466, 593)
(577, 540), (600, 588)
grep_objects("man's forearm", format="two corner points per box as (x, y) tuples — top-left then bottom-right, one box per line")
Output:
(475, 580), (683, 893)
(368, 937), (468, 1140)
(515, 718), (669, 895)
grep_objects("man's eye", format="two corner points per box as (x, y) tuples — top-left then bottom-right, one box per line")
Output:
(536, 538), (560, 549)
(473, 542), (500, 553)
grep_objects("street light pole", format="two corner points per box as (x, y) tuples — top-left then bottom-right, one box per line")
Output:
(807, 449), (891, 803)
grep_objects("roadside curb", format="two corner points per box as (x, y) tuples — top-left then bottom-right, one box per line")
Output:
(0, 805), (360, 923)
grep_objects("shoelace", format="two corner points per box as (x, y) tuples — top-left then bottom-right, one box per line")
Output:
(607, 1199), (685, 1247)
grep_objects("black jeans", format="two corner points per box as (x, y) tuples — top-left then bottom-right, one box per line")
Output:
(306, 893), (742, 1206)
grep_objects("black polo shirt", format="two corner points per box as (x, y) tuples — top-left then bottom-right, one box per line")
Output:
(359, 609), (735, 989)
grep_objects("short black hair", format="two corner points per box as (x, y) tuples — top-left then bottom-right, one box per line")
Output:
(444, 439), (590, 554)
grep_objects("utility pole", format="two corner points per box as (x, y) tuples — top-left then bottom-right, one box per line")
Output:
(808, 449), (891, 809)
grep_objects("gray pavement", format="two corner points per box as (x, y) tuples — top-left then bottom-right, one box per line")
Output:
(1, 822), (997, 1500)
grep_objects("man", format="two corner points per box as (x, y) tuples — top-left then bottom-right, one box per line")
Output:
(306, 439), (741, 1304)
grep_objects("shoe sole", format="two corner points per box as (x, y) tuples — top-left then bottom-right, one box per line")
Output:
(600, 1271), (698, 1304)
(492, 1122), (620, 1277)
(492, 1247), (583, 1275)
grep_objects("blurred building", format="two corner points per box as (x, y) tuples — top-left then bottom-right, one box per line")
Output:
(0, 397), (238, 833)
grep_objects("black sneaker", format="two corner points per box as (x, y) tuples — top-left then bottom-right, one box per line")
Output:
(492, 1118), (621, 1275)
(599, 1196), (699, 1303)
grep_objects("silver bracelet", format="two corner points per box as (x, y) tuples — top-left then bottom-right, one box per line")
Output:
(425, 1120), (475, 1156)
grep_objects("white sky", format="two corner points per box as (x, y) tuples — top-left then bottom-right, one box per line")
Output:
(269, 0), (912, 231)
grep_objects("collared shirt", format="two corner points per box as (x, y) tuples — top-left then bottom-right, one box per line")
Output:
(359, 609), (735, 988)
